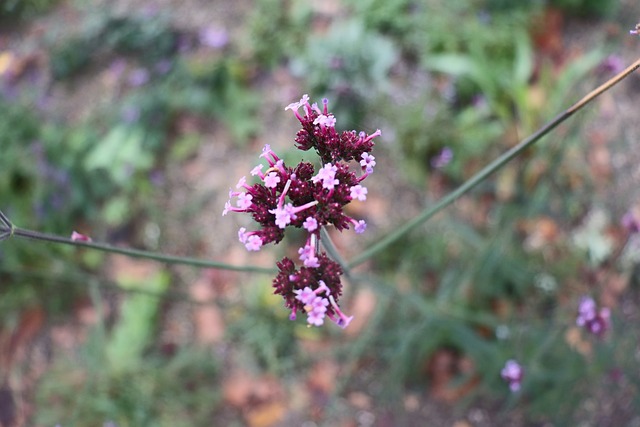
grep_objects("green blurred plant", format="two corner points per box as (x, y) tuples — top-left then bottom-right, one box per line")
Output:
(344, 0), (417, 53)
(290, 19), (397, 125)
(388, 95), (503, 184)
(245, 0), (311, 68)
(34, 272), (221, 426)
(175, 56), (259, 141)
(50, 13), (178, 80)
(226, 277), (301, 373)
(105, 270), (170, 373)
(36, 344), (221, 426)
(0, 0), (59, 20)
(548, 0), (619, 18)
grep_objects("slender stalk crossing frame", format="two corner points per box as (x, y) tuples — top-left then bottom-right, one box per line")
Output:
(2, 58), (639, 274)
(349, 57), (640, 268)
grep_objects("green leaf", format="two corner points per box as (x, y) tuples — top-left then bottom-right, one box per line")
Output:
(106, 270), (170, 374)
(84, 126), (153, 186)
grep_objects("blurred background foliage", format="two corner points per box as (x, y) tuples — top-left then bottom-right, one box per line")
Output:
(1, 0), (639, 425)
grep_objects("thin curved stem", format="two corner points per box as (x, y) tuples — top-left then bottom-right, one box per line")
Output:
(348, 57), (640, 268)
(0, 209), (12, 228)
(9, 226), (276, 274)
(0, 210), (12, 242)
(320, 227), (351, 277)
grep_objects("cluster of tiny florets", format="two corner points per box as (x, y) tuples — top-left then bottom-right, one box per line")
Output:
(223, 94), (380, 328)
(288, 94), (380, 165)
(576, 296), (610, 337)
(500, 296), (613, 394)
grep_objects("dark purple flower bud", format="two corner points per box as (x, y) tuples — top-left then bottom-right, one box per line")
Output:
(71, 231), (92, 242)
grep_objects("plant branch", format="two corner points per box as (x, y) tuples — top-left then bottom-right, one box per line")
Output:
(320, 227), (351, 277)
(348, 57), (640, 268)
(8, 225), (276, 274)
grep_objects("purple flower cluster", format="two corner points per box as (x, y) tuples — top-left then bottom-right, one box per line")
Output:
(223, 94), (380, 328)
(576, 296), (610, 337)
(430, 147), (453, 169)
(501, 359), (524, 392)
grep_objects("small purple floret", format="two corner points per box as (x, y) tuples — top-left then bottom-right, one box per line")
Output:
(576, 296), (611, 337)
(501, 359), (524, 392)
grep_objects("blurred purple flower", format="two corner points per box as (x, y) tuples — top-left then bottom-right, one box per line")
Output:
(109, 58), (127, 79)
(31, 142), (70, 185)
(576, 296), (610, 336)
(1, 79), (18, 100)
(598, 55), (624, 75)
(154, 59), (173, 75)
(31, 141), (67, 215)
(622, 209), (640, 233)
(121, 105), (141, 124)
(431, 147), (453, 169)
(177, 34), (194, 53)
(199, 26), (229, 49)
(477, 10), (491, 24)
(127, 68), (150, 87)
(609, 367), (624, 383)
(149, 170), (165, 187)
(140, 4), (159, 18)
(501, 359), (524, 392)
(472, 94), (488, 110)
(329, 56), (345, 70)
(36, 93), (51, 111)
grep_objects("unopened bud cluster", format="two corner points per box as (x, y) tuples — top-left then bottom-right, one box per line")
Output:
(223, 95), (380, 328)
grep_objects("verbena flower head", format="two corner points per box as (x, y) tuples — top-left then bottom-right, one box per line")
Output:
(576, 296), (611, 337)
(223, 95), (380, 329)
(501, 359), (524, 392)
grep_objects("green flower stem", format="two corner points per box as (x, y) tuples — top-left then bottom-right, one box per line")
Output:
(348, 57), (640, 268)
(0, 209), (11, 227)
(10, 226), (276, 274)
(320, 227), (350, 276)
